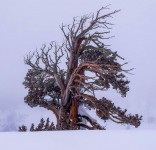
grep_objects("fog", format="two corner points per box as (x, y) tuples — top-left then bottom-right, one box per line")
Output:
(0, 0), (156, 131)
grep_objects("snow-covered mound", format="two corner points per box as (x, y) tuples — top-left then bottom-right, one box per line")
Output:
(0, 130), (155, 150)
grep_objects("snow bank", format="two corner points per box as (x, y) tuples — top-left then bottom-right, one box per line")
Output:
(0, 130), (156, 150)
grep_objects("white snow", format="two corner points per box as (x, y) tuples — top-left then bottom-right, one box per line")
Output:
(0, 130), (156, 150)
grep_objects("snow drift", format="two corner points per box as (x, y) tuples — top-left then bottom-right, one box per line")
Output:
(0, 130), (156, 150)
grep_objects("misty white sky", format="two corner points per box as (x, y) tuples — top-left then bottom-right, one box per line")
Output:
(0, 0), (156, 131)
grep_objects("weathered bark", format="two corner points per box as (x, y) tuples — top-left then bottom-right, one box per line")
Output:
(58, 106), (69, 130)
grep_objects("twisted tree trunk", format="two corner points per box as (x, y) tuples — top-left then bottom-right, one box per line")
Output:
(22, 7), (142, 131)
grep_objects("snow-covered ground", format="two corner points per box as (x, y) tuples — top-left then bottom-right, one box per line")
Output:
(0, 130), (155, 150)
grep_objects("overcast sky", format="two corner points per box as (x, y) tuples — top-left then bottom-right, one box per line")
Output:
(0, 0), (156, 131)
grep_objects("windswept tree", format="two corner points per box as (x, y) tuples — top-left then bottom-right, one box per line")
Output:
(23, 7), (142, 130)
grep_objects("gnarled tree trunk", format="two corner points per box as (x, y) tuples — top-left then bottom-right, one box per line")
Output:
(22, 7), (142, 131)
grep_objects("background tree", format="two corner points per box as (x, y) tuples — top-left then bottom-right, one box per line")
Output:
(23, 7), (142, 130)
